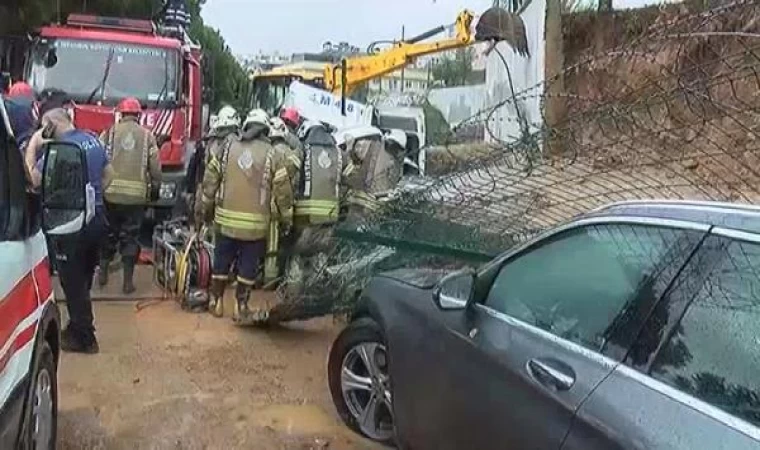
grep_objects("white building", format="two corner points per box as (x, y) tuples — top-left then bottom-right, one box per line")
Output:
(237, 51), (291, 71)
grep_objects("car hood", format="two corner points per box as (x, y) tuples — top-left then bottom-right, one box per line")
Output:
(378, 268), (453, 289)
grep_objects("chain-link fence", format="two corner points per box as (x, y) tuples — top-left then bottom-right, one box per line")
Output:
(269, 0), (760, 323)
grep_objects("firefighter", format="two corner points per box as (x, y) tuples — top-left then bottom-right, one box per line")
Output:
(192, 105), (240, 226)
(28, 108), (114, 353)
(264, 117), (302, 285)
(197, 109), (293, 324)
(279, 107), (303, 151)
(342, 129), (407, 222)
(278, 120), (352, 304)
(97, 97), (161, 294)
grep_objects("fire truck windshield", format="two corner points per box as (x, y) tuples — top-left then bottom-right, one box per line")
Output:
(28, 38), (179, 107)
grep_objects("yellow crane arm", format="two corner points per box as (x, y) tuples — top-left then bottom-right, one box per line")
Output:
(324, 10), (476, 96)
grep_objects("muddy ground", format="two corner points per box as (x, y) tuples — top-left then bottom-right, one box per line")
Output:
(57, 298), (381, 449)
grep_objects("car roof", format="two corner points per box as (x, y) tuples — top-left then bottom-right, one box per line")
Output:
(584, 200), (760, 235)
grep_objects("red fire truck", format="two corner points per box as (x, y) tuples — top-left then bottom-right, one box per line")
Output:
(24, 13), (204, 214)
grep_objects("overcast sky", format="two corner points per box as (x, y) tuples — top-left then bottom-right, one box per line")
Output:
(201, 0), (668, 56)
(202, 0), (494, 55)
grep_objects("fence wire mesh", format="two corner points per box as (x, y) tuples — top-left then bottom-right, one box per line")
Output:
(270, 0), (760, 322)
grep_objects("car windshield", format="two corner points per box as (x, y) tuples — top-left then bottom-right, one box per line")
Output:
(377, 115), (418, 133)
(28, 38), (179, 107)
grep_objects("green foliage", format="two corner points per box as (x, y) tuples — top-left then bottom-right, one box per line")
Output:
(2, 0), (247, 113)
(431, 48), (475, 88)
(422, 101), (451, 146)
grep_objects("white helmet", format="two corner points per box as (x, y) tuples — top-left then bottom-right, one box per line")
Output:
(268, 117), (289, 139)
(385, 129), (408, 150)
(243, 109), (270, 129)
(297, 120), (322, 140)
(333, 126), (382, 147)
(215, 105), (240, 130)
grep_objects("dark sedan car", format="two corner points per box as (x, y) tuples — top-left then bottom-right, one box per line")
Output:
(327, 200), (760, 449)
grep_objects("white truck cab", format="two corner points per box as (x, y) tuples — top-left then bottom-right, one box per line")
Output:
(0, 94), (93, 449)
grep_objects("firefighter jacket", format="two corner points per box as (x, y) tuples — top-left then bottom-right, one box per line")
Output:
(200, 134), (293, 241)
(295, 127), (350, 227)
(344, 136), (402, 215)
(272, 136), (302, 196)
(99, 117), (161, 205)
(205, 130), (236, 165)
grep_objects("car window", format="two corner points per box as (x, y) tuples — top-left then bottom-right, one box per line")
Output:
(650, 236), (760, 427)
(485, 224), (697, 352)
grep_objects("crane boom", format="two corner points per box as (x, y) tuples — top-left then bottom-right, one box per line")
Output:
(324, 10), (476, 95)
(248, 6), (527, 115)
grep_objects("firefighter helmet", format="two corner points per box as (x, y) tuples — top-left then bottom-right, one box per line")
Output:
(297, 120), (321, 140)
(280, 107), (301, 128)
(244, 109), (270, 129)
(268, 117), (289, 139)
(8, 82), (33, 98)
(117, 97), (142, 115)
(215, 105), (240, 130)
(385, 129), (408, 150)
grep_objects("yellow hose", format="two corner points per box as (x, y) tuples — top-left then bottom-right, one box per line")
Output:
(176, 225), (208, 297)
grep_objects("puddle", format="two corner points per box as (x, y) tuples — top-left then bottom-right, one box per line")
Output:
(254, 404), (340, 436)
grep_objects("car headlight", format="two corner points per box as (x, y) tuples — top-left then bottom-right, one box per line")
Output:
(159, 182), (177, 200)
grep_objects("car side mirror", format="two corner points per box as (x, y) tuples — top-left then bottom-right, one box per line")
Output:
(41, 141), (92, 235)
(432, 268), (476, 311)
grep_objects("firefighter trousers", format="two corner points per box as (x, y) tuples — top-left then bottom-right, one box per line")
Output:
(102, 202), (144, 262)
(212, 233), (267, 285)
(53, 213), (106, 344)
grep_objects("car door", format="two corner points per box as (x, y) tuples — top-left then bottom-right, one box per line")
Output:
(0, 95), (54, 448)
(419, 218), (707, 450)
(565, 229), (760, 449)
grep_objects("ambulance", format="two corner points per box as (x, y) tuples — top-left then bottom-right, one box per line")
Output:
(0, 93), (92, 448)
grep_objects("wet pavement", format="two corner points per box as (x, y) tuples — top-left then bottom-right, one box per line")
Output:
(56, 298), (381, 449)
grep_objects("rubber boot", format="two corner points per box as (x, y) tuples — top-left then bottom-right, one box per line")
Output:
(98, 259), (110, 287)
(208, 277), (226, 318)
(122, 257), (136, 295)
(233, 282), (263, 326)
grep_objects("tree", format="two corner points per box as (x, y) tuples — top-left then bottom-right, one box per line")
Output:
(431, 48), (475, 88)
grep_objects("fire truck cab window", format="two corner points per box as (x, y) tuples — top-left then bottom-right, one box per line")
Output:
(28, 39), (179, 107)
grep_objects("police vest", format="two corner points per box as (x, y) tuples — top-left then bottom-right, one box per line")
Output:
(215, 136), (274, 241)
(103, 120), (152, 205)
(296, 128), (342, 226)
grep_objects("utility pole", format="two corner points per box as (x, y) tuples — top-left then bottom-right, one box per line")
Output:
(400, 25), (405, 93)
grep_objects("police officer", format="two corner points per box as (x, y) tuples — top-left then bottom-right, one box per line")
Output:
(98, 97), (161, 294)
(192, 105), (240, 226)
(197, 109), (293, 324)
(29, 108), (113, 353)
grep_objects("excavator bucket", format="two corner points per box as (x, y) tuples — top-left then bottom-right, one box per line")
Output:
(476, 7), (530, 57)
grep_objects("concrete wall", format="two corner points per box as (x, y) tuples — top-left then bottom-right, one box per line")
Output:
(484, 0), (547, 145)
(427, 84), (487, 128)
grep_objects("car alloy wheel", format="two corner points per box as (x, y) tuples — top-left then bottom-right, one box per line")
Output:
(31, 367), (54, 450)
(340, 342), (394, 442)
